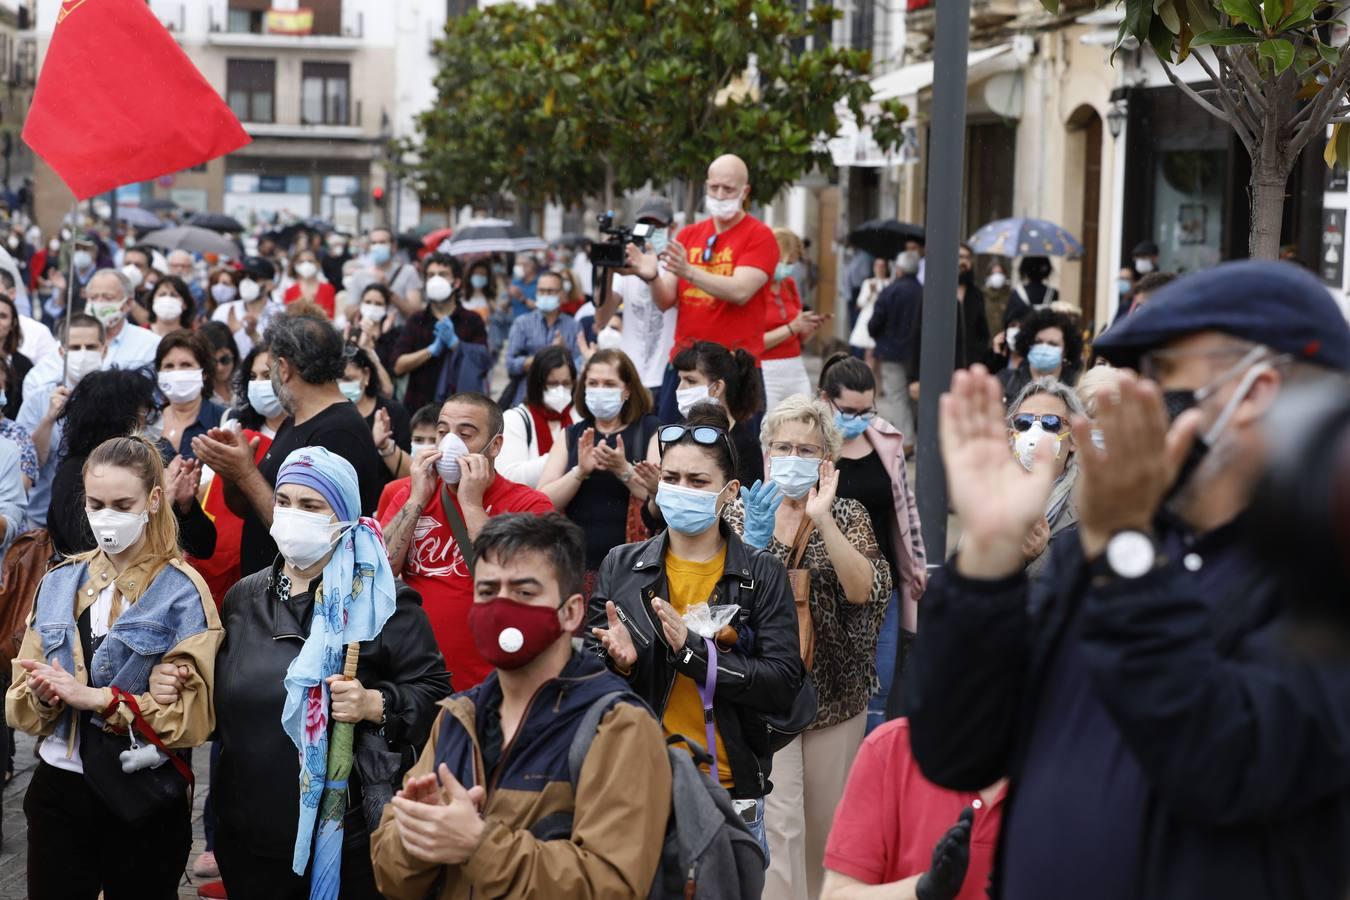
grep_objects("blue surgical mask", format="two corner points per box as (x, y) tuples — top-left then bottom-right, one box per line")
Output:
(774, 262), (792, 283)
(248, 380), (285, 418)
(655, 482), (724, 536)
(470, 274), (489, 290)
(1117, 278), (1133, 296)
(536, 293), (561, 314)
(585, 387), (624, 420)
(1027, 343), (1063, 373)
(770, 455), (821, 499)
(339, 380), (363, 403)
(370, 243), (391, 265)
(834, 411), (870, 440)
(73, 250), (93, 271)
(647, 229), (669, 255)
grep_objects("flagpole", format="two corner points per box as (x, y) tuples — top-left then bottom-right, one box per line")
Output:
(60, 197), (78, 386)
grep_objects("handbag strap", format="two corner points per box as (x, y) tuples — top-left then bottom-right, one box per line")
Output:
(789, 516), (815, 570)
(108, 686), (194, 787)
(440, 484), (476, 575)
(697, 637), (718, 778)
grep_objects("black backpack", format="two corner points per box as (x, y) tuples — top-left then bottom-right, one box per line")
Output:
(564, 692), (767, 900)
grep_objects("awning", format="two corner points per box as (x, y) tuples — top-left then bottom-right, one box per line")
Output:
(829, 44), (1015, 168)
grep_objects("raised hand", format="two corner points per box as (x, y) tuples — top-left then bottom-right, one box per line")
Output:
(591, 601), (638, 671)
(45, 386), (70, 423)
(941, 367), (1056, 579)
(191, 427), (261, 483)
(660, 240), (693, 279)
(650, 597), (689, 652)
(372, 407), (393, 450)
(1071, 375), (1202, 559)
(805, 460), (838, 526)
(409, 448), (442, 509)
(576, 428), (599, 476)
(632, 460), (661, 496)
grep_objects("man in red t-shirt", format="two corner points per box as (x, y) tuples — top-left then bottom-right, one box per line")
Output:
(380, 393), (553, 689)
(822, 719), (1005, 900)
(631, 154), (780, 421)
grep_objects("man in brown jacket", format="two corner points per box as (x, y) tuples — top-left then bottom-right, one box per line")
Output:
(370, 513), (672, 899)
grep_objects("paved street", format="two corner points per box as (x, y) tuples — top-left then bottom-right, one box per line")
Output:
(0, 732), (214, 899)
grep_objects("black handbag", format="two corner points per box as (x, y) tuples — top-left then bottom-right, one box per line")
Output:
(746, 672), (819, 755)
(76, 607), (193, 824)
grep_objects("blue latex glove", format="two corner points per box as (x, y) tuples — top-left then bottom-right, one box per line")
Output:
(434, 317), (460, 352)
(426, 340), (445, 358)
(739, 479), (783, 549)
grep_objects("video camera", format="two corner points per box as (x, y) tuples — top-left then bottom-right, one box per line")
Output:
(590, 212), (655, 269)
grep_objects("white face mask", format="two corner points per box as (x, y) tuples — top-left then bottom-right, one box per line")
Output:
(121, 264), (144, 290)
(1012, 421), (1065, 471)
(1005, 327), (1020, 352)
(1133, 257), (1155, 274)
(295, 261), (318, 279)
(676, 384), (713, 417)
(65, 348), (103, 386)
(705, 192), (744, 221)
(73, 250), (93, 271)
(270, 506), (346, 571)
(542, 385), (572, 413)
(87, 508), (149, 555)
(359, 302), (387, 322)
(158, 369), (202, 405)
(89, 300), (124, 329)
(238, 279), (261, 302)
(596, 327), (623, 351)
(436, 432), (470, 484)
(426, 275), (453, 303)
(152, 295), (184, 322)
(986, 272), (1008, 291)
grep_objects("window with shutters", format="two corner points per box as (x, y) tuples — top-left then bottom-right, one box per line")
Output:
(226, 59), (275, 124)
(301, 62), (350, 126)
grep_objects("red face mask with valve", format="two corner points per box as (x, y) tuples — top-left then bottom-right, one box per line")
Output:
(467, 596), (565, 670)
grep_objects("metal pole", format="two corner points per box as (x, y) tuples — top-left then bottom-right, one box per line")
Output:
(61, 197), (78, 386)
(915, 0), (971, 562)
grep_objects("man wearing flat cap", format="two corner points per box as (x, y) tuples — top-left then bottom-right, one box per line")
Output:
(905, 260), (1350, 900)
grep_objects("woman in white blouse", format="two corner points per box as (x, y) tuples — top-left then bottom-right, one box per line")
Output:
(496, 344), (576, 487)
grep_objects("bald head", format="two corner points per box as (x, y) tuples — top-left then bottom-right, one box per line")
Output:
(706, 154), (750, 223)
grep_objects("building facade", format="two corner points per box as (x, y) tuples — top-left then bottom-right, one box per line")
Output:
(30, 0), (448, 236)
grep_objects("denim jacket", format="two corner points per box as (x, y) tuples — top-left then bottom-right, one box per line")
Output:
(6, 552), (224, 759)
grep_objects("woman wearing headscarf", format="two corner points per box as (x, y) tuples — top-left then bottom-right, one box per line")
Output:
(192, 446), (448, 898)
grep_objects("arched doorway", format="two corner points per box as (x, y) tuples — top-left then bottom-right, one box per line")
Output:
(1066, 105), (1104, 329)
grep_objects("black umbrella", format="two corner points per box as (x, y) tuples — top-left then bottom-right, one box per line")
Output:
(143, 198), (178, 212)
(302, 217), (336, 234)
(396, 232), (424, 252)
(847, 219), (926, 260)
(140, 226), (241, 257)
(188, 212), (245, 233)
(443, 220), (546, 257)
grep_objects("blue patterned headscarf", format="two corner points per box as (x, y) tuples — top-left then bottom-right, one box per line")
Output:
(274, 446), (396, 876)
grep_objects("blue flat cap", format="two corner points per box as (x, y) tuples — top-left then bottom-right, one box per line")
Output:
(1094, 260), (1350, 371)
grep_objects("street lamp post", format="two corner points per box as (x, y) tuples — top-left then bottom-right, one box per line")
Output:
(915, 0), (972, 563)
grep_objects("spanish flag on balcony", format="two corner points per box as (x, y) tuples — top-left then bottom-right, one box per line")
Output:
(23, 0), (250, 200)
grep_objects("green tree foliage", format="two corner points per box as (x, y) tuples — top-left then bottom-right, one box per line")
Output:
(399, 0), (908, 216)
(1043, 0), (1350, 258)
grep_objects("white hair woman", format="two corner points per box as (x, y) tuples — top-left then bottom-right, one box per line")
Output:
(1006, 377), (1085, 578)
(727, 393), (893, 900)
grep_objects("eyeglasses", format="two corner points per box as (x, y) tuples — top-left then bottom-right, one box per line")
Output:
(701, 235), (718, 264)
(1010, 413), (1065, 434)
(659, 424), (732, 454)
(832, 402), (877, 420)
(768, 441), (825, 459)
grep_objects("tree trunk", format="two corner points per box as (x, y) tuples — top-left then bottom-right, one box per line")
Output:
(1247, 167), (1288, 260)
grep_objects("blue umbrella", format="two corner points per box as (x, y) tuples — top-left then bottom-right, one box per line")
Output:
(968, 217), (1085, 259)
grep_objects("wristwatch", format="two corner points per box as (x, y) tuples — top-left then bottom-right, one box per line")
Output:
(1104, 530), (1158, 579)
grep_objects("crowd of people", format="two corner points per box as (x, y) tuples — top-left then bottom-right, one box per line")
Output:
(0, 150), (1346, 900)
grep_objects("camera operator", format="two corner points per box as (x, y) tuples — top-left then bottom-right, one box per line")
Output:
(906, 260), (1350, 900)
(628, 154), (780, 423)
(594, 196), (677, 404)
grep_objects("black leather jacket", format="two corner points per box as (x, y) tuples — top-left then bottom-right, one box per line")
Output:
(584, 522), (804, 800)
(212, 565), (451, 858)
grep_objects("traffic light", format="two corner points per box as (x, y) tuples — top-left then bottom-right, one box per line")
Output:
(372, 186), (385, 204)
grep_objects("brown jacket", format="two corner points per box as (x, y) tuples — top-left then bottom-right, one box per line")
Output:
(371, 658), (672, 899)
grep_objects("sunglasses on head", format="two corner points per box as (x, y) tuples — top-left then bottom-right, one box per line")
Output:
(659, 423), (730, 453)
(1011, 413), (1065, 434)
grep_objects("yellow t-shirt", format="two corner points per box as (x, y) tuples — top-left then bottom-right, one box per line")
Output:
(662, 547), (734, 789)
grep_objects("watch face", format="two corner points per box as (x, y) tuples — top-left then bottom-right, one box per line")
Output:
(1107, 531), (1156, 579)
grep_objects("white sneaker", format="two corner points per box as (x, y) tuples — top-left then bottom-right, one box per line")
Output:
(192, 850), (220, 879)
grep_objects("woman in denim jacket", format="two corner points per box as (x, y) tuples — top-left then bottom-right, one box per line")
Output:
(6, 434), (223, 899)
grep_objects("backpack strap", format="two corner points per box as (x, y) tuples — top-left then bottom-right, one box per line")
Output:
(566, 690), (632, 787)
(698, 637), (718, 777)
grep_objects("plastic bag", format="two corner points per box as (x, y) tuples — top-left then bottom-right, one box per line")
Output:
(683, 603), (741, 639)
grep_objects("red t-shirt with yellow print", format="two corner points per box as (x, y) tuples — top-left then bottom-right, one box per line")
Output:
(672, 213), (780, 362)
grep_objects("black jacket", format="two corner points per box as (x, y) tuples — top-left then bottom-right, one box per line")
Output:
(584, 522), (804, 800)
(911, 282), (992, 375)
(212, 567), (451, 859)
(868, 274), (923, 365)
(906, 523), (1350, 899)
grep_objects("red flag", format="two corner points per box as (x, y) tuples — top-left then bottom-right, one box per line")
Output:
(23, 0), (251, 200)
